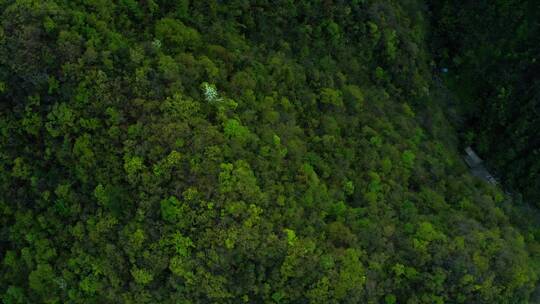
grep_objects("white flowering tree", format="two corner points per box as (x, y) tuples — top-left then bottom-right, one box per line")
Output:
(201, 82), (221, 103)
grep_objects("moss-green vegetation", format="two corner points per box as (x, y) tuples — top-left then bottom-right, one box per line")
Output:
(0, 1), (538, 303)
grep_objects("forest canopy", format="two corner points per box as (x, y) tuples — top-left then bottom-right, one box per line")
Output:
(0, 1), (539, 303)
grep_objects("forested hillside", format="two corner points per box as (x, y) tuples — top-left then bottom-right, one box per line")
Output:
(0, 1), (539, 303)
(430, 0), (540, 207)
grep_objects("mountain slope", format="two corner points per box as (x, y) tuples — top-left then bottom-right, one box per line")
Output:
(0, 1), (538, 303)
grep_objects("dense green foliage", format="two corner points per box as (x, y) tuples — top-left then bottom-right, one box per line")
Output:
(430, 0), (540, 206)
(0, 1), (539, 303)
